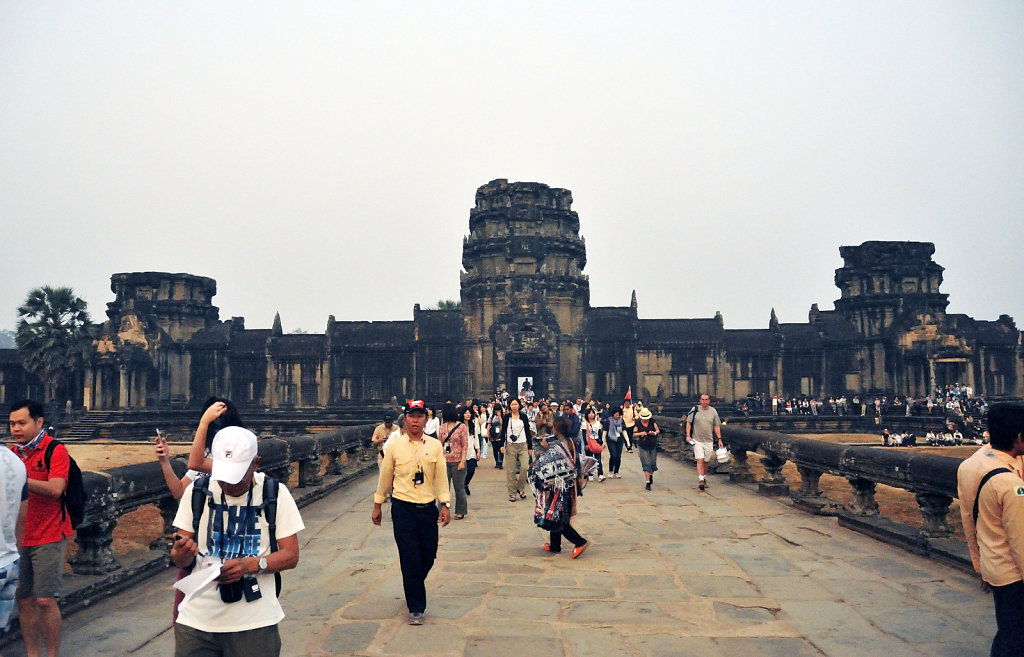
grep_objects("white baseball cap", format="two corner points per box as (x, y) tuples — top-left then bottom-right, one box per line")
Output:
(210, 426), (259, 484)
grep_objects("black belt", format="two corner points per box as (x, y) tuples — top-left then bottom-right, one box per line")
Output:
(393, 498), (436, 509)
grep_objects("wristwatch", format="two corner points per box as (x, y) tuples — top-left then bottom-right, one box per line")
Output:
(442, 502), (451, 509)
(258, 557), (269, 574)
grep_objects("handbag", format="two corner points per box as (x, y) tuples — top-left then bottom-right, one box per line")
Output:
(584, 423), (604, 454)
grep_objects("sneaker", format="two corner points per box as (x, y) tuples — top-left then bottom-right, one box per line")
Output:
(645, 481), (652, 491)
(408, 612), (424, 625)
(571, 542), (589, 559)
(598, 475), (606, 482)
(465, 487), (471, 496)
(588, 475), (595, 481)
(614, 473), (621, 479)
(698, 479), (706, 491)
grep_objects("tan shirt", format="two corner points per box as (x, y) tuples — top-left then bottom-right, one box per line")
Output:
(374, 433), (450, 506)
(957, 447), (1024, 586)
(371, 423), (394, 448)
(622, 405), (635, 428)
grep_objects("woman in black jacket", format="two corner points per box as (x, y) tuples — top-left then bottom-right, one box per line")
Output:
(500, 398), (533, 501)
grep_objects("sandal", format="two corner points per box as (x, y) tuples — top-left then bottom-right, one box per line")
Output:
(509, 495), (517, 502)
(454, 514), (465, 520)
(518, 490), (527, 499)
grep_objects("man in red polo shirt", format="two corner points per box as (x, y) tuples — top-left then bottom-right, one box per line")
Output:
(9, 400), (72, 657)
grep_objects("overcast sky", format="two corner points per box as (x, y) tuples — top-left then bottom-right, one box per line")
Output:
(2, 2), (1022, 336)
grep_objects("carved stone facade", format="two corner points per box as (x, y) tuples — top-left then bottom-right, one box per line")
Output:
(1, 180), (1020, 409)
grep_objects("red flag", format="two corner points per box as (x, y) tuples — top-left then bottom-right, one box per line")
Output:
(624, 386), (631, 401)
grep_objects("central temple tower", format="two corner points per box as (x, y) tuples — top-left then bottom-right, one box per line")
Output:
(460, 179), (590, 399)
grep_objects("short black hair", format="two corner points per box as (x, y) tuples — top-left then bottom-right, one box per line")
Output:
(9, 399), (44, 421)
(987, 403), (1024, 451)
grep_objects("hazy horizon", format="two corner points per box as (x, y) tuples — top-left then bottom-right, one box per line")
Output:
(3, 2), (1022, 333)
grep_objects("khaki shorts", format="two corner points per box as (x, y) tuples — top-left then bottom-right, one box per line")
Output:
(16, 539), (67, 600)
(692, 440), (715, 461)
(175, 621), (281, 657)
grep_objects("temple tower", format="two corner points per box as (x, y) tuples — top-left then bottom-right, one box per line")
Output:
(460, 179), (590, 399)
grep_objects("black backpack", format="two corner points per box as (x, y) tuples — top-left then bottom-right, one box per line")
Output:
(43, 440), (86, 529)
(191, 475), (282, 596)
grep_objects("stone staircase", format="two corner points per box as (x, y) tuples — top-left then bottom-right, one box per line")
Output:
(58, 410), (115, 442)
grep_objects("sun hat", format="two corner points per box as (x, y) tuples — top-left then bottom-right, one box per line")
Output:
(638, 408), (653, 420)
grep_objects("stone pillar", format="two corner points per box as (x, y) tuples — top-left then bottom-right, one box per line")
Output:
(728, 448), (755, 483)
(758, 454), (789, 496)
(916, 493), (953, 537)
(792, 465), (841, 515)
(846, 477), (879, 516)
(118, 365), (129, 409)
(69, 475), (121, 575)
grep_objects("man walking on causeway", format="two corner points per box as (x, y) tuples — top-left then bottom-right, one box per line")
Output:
(372, 400), (451, 626)
(685, 394), (723, 491)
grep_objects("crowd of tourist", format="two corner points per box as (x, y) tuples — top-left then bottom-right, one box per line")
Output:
(736, 387), (989, 422)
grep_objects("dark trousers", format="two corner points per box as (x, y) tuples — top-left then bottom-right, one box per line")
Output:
(991, 579), (1024, 656)
(491, 441), (504, 467)
(464, 458), (477, 490)
(607, 439), (623, 474)
(391, 499), (439, 614)
(549, 524), (586, 552)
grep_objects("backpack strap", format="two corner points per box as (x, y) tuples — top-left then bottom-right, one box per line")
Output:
(43, 440), (66, 524)
(261, 476), (282, 596)
(973, 467), (1013, 524)
(190, 475), (211, 540)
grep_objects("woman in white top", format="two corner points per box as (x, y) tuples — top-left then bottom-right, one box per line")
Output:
(424, 407), (440, 438)
(462, 406), (479, 496)
(582, 407), (605, 481)
(473, 402), (489, 460)
(500, 398), (534, 501)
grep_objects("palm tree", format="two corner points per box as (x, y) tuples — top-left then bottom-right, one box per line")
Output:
(15, 285), (94, 403)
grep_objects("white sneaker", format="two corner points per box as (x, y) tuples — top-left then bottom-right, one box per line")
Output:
(599, 475), (606, 482)
(588, 475), (595, 481)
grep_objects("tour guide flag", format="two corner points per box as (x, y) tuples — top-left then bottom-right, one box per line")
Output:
(624, 386), (631, 401)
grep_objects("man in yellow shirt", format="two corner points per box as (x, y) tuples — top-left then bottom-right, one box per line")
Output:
(370, 412), (397, 465)
(372, 400), (451, 626)
(957, 402), (1024, 656)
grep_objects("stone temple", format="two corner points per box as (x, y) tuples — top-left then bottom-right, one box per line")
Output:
(1, 179), (1021, 410)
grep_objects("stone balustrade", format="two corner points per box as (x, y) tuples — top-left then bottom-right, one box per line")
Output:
(653, 415), (970, 570)
(70, 425), (376, 578)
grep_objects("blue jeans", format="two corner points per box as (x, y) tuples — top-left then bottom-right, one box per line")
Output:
(0, 560), (18, 636)
(606, 438), (623, 474)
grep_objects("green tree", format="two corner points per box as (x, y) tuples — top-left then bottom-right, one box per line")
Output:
(434, 299), (461, 310)
(15, 285), (94, 402)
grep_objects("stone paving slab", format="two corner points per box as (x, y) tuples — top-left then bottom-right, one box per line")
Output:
(2, 450), (995, 656)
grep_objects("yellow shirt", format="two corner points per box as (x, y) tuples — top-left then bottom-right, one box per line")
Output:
(622, 405), (635, 428)
(957, 447), (1024, 586)
(374, 433), (450, 506)
(371, 423), (393, 448)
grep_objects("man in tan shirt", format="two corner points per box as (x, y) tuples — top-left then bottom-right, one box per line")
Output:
(372, 400), (450, 626)
(957, 402), (1024, 656)
(371, 412), (397, 464)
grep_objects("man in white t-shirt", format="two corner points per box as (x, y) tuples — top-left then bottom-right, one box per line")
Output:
(170, 427), (304, 657)
(0, 447), (27, 638)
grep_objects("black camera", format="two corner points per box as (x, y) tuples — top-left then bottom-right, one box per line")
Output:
(219, 575), (261, 603)
(413, 469), (424, 486)
(219, 579), (244, 603)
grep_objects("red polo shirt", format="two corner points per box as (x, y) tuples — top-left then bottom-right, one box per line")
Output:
(12, 433), (74, 546)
